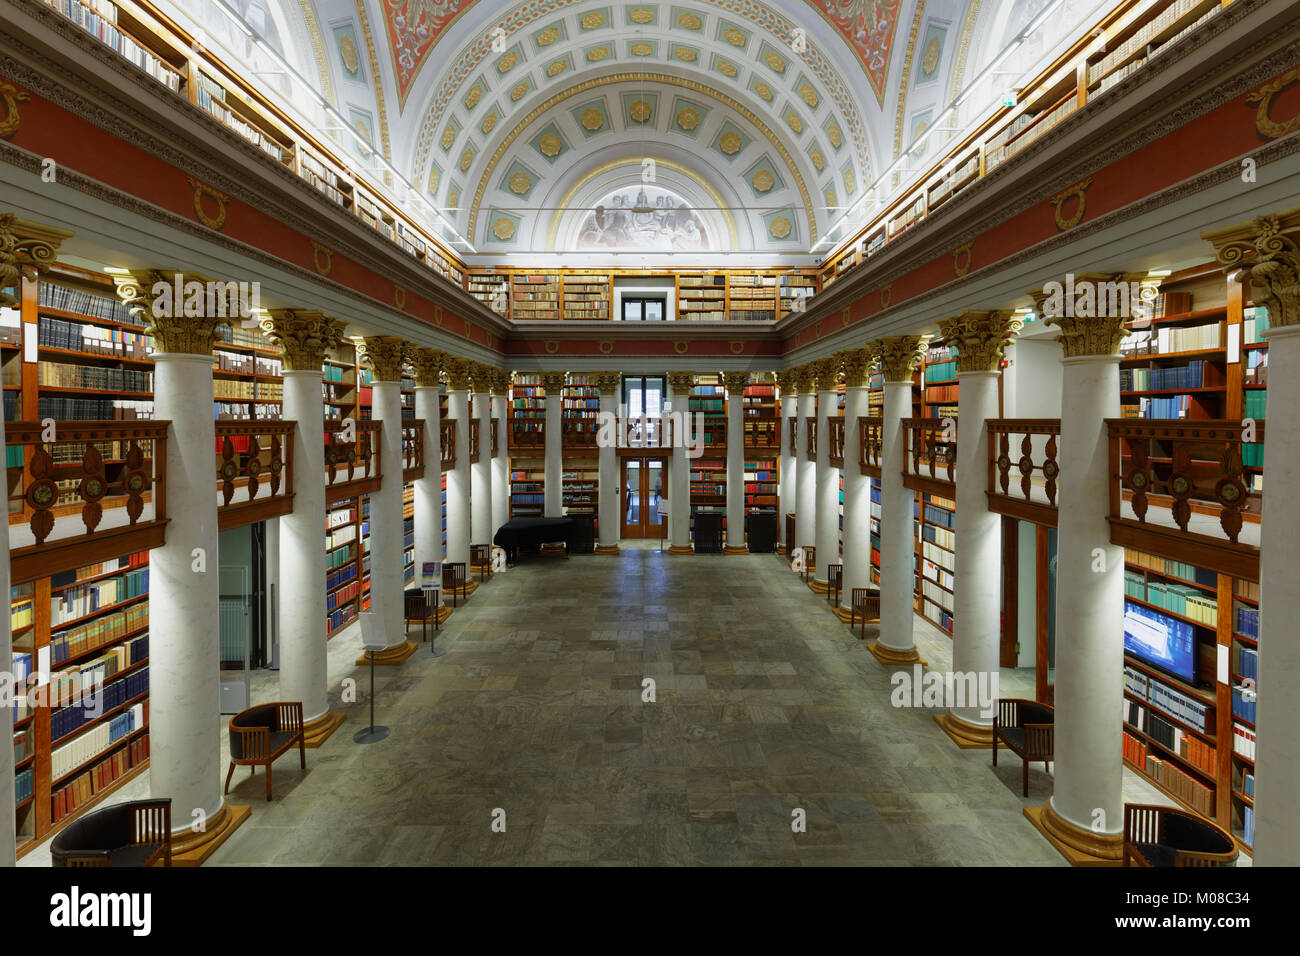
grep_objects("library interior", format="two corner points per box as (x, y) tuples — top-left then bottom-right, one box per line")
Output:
(0, 0), (1296, 873)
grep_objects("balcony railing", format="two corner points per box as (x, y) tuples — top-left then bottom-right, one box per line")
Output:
(805, 416), (817, 459)
(859, 417), (883, 478)
(987, 419), (1060, 527)
(216, 421), (295, 530)
(511, 420), (545, 451)
(491, 419), (499, 458)
(440, 420), (455, 470)
(402, 420), (425, 482)
(324, 419), (380, 502)
(469, 420), (480, 464)
(902, 417), (955, 496)
(744, 418), (779, 449)
(827, 417), (844, 469)
(563, 419), (598, 451)
(1107, 418), (1261, 580)
(6, 421), (168, 583)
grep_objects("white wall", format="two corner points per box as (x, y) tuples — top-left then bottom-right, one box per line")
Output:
(612, 277), (675, 321)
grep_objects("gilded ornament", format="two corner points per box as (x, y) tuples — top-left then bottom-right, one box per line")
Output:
(810, 147), (824, 171)
(923, 36), (942, 76)
(827, 122), (843, 148)
(937, 311), (1022, 372)
(769, 216), (792, 239)
(752, 169), (775, 192)
(719, 131), (741, 154)
(676, 108), (700, 131)
(186, 177), (229, 231)
(259, 310), (347, 371)
(754, 81), (773, 101)
(460, 148), (474, 172)
(876, 336), (927, 382)
(538, 26), (560, 46)
(497, 52), (518, 73)
(800, 84), (818, 108)
(764, 50), (786, 73)
(630, 8), (654, 24)
(843, 169), (856, 193)
(716, 60), (738, 78)
(359, 336), (411, 383)
(1050, 177), (1093, 231)
(1244, 65), (1300, 139)
(339, 35), (360, 75)
(481, 112), (498, 134)
(538, 133), (563, 156)
(786, 111), (803, 134)
(0, 82), (30, 139)
(492, 217), (517, 240)
(677, 12), (702, 29)
(511, 82), (530, 101)
(674, 47), (697, 63)
(587, 46), (610, 62)
(629, 100), (652, 123)
(546, 59), (568, 76)
(441, 126), (457, 150)
(581, 11), (606, 29)
(631, 42), (653, 56)
(723, 28), (746, 47)
(581, 107), (604, 130)
(464, 85), (483, 109)
(508, 171), (532, 194)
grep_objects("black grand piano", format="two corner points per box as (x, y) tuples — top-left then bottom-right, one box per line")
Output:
(493, 515), (594, 564)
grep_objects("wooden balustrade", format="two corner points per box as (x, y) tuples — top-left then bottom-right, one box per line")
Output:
(859, 416), (882, 478)
(745, 419), (779, 449)
(562, 419), (598, 451)
(6, 421), (169, 584)
(510, 420), (544, 451)
(827, 417), (844, 469)
(324, 419), (381, 503)
(1107, 418), (1262, 580)
(491, 419), (499, 458)
(402, 420), (425, 482)
(441, 420), (455, 471)
(622, 416), (667, 449)
(469, 420), (480, 463)
(788, 416), (797, 456)
(901, 417), (955, 496)
(805, 416), (817, 459)
(215, 421), (295, 530)
(987, 419), (1060, 527)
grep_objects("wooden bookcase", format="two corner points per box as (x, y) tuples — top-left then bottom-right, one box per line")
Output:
(562, 463), (597, 515)
(561, 275), (611, 320)
(10, 551), (151, 859)
(561, 374), (600, 447)
(917, 339), (958, 635)
(675, 274), (726, 321)
(467, 273), (510, 315)
(726, 273), (777, 322)
(688, 374), (726, 450)
(509, 462), (544, 518)
(510, 273), (561, 320)
(778, 274), (816, 318)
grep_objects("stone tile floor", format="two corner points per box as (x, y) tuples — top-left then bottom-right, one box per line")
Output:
(21, 541), (1212, 867)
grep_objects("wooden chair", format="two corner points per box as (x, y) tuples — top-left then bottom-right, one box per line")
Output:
(849, 588), (880, 639)
(50, 798), (172, 867)
(443, 561), (468, 606)
(470, 543), (492, 583)
(826, 563), (843, 607)
(404, 588), (435, 642)
(1123, 804), (1238, 867)
(992, 698), (1054, 797)
(225, 702), (306, 801)
(797, 544), (816, 583)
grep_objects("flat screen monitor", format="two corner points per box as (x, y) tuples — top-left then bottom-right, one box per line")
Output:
(1124, 600), (1196, 684)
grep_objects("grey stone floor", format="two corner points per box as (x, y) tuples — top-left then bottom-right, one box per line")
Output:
(22, 541), (1218, 867)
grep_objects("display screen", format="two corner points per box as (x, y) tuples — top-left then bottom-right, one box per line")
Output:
(1124, 600), (1196, 683)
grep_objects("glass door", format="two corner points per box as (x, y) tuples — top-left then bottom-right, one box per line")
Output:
(622, 297), (666, 321)
(621, 457), (667, 538)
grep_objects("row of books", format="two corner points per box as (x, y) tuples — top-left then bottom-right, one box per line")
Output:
(1125, 395), (1200, 418)
(922, 540), (954, 572)
(214, 351), (282, 377)
(921, 559), (954, 592)
(1231, 684), (1257, 724)
(39, 282), (137, 326)
(1235, 604), (1259, 639)
(44, 0), (183, 92)
(50, 734), (150, 825)
(326, 602), (357, 636)
(327, 579), (360, 613)
(52, 568), (148, 625)
(195, 74), (288, 164)
(15, 766), (33, 806)
(1120, 361), (1211, 392)
(215, 325), (273, 351)
(924, 359), (958, 383)
(1242, 306), (1271, 344)
(1143, 753), (1214, 817)
(37, 396), (154, 419)
(213, 379), (283, 400)
(1232, 722), (1257, 760)
(51, 701), (145, 781)
(1125, 699), (1217, 777)
(327, 505), (356, 530)
(923, 599), (953, 634)
(922, 523), (955, 551)
(1126, 666), (1210, 733)
(921, 579), (953, 613)
(39, 316), (153, 358)
(49, 633), (147, 706)
(51, 665), (149, 742)
(923, 503), (955, 529)
(38, 361), (153, 393)
(1143, 579), (1218, 626)
(1124, 549), (1216, 586)
(1243, 349), (1267, 385)
(51, 602), (148, 666)
(925, 385), (958, 404)
(11, 595), (33, 632)
(730, 310), (776, 321)
(1121, 323), (1223, 356)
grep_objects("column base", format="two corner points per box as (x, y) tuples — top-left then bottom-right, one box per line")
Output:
(1024, 802), (1124, 866)
(540, 543), (567, 555)
(302, 708), (347, 748)
(832, 605), (853, 624)
(595, 543), (621, 554)
(723, 545), (748, 555)
(808, 579), (830, 594)
(353, 641), (419, 667)
(170, 801), (252, 867)
(433, 605), (454, 625)
(777, 544), (788, 555)
(470, 563), (492, 577)
(867, 641), (929, 667)
(668, 545), (694, 555)
(933, 710), (994, 749)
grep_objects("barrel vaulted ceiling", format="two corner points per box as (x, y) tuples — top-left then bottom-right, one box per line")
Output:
(166, 0), (1086, 254)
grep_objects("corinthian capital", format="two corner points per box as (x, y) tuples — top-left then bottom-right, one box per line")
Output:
(260, 310), (347, 371)
(1203, 206), (1300, 328)
(408, 348), (447, 387)
(875, 336), (927, 382)
(358, 336), (411, 382)
(937, 311), (1022, 373)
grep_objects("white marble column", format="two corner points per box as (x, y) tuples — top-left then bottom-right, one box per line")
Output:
(261, 311), (346, 736)
(360, 337), (412, 657)
(812, 358), (840, 589)
(872, 337), (927, 664)
(777, 373), (797, 554)
(724, 372), (748, 553)
(668, 372), (693, 553)
(491, 375), (508, 538)
(443, 360), (472, 569)
(838, 350), (872, 620)
(0, 313), (11, 866)
(471, 366), (492, 547)
(410, 349), (445, 574)
(595, 371), (621, 553)
(543, 372), (565, 517)
(936, 312), (1020, 746)
(795, 370), (817, 568)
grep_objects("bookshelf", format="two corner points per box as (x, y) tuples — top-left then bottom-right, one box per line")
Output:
(509, 462), (545, 518)
(726, 274), (776, 322)
(43, 0), (188, 95)
(778, 274), (817, 318)
(11, 551), (151, 858)
(743, 458), (777, 511)
(325, 500), (360, 636)
(403, 483), (416, 586)
(1084, 0), (1221, 98)
(467, 273), (510, 316)
(510, 273), (561, 320)
(676, 274), (727, 321)
(688, 374), (726, 449)
(194, 68), (296, 168)
(688, 457), (726, 537)
(562, 374), (600, 447)
(562, 463), (598, 516)
(742, 379), (778, 448)
(917, 339), (958, 635)
(322, 345), (359, 422)
(509, 373), (546, 450)
(561, 275), (611, 320)
(1229, 576), (1259, 850)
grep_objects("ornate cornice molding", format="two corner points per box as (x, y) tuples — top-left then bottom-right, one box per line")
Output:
(260, 310), (347, 371)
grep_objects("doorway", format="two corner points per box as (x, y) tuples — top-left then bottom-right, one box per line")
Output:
(622, 297), (666, 321)
(621, 457), (667, 538)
